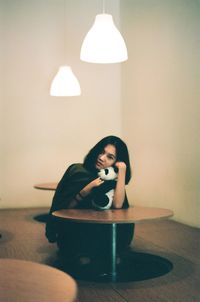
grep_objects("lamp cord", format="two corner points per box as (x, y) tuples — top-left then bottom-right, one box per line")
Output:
(64, 0), (66, 63)
(102, 0), (105, 13)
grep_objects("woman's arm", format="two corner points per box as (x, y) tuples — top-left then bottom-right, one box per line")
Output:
(112, 162), (127, 209)
(67, 177), (104, 208)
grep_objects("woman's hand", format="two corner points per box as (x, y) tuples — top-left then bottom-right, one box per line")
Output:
(115, 161), (127, 171)
(80, 177), (104, 197)
(89, 177), (104, 188)
(68, 177), (104, 208)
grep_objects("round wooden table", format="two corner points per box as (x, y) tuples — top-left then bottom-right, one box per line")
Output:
(0, 259), (77, 302)
(33, 183), (58, 222)
(53, 206), (173, 282)
(34, 182), (58, 191)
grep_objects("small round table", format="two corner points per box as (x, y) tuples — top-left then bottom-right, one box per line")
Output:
(53, 206), (173, 282)
(34, 182), (58, 191)
(0, 259), (77, 302)
(33, 183), (58, 222)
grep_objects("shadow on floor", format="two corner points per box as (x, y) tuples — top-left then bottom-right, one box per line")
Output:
(0, 230), (15, 244)
(46, 249), (174, 283)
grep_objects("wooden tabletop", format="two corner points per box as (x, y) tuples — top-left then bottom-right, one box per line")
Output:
(34, 182), (58, 190)
(0, 259), (77, 302)
(52, 206), (173, 224)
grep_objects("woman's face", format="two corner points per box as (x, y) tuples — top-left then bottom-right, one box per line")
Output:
(95, 144), (117, 170)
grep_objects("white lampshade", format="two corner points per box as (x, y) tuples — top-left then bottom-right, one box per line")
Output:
(50, 66), (81, 96)
(80, 14), (128, 64)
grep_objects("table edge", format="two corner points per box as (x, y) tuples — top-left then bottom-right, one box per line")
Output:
(52, 207), (174, 224)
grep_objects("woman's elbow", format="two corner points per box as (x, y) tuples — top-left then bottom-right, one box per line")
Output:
(112, 202), (123, 209)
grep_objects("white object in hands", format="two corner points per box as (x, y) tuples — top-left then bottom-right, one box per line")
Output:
(98, 166), (118, 181)
(92, 167), (118, 210)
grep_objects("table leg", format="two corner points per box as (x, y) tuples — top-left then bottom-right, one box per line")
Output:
(109, 223), (117, 282)
(105, 223), (173, 282)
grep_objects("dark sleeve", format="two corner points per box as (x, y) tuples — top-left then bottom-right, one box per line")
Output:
(91, 180), (116, 196)
(92, 180), (130, 208)
(49, 164), (95, 213)
(45, 163), (95, 243)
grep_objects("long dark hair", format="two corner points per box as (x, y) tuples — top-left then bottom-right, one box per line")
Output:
(83, 135), (131, 184)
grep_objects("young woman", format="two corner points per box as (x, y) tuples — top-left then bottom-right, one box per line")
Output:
(46, 135), (134, 266)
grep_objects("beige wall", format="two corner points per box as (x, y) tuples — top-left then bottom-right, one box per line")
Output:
(0, 4), (2, 205)
(121, 0), (200, 227)
(1, 0), (200, 228)
(0, 0), (122, 208)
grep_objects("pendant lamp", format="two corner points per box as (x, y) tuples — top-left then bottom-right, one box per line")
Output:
(80, 13), (128, 64)
(50, 66), (81, 96)
(50, 1), (81, 96)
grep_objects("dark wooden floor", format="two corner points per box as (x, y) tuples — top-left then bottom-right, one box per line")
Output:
(0, 208), (199, 302)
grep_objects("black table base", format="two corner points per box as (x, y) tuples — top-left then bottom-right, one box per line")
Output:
(33, 213), (48, 223)
(60, 251), (173, 283)
(56, 222), (173, 282)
